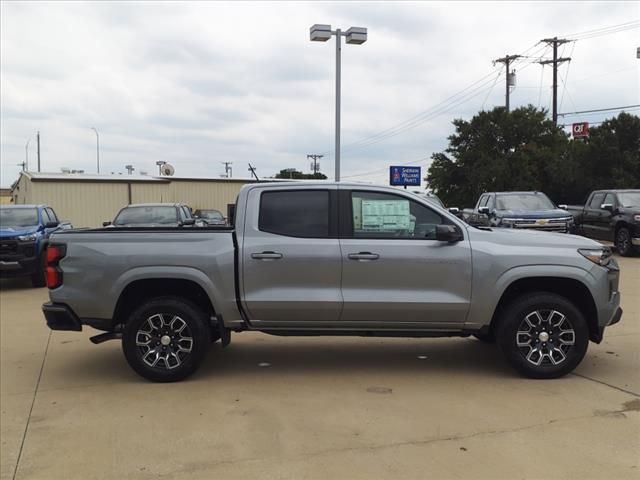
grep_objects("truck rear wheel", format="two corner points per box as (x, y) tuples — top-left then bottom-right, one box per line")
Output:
(122, 297), (211, 382)
(496, 292), (589, 379)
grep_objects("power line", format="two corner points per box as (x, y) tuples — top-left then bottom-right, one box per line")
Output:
(558, 105), (640, 116)
(559, 41), (576, 111)
(342, 156), (431, 179)
(562, 21), (640, 40)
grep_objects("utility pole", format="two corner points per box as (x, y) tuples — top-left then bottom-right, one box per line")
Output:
(493, 54), (521, 112)
(539, 37), (571, 124)
(222, 162), (232, 178)
(36, 131), (41, 172)
(17, 161), (27, 172)
(25, 138), (30, 171)
(248, 163), (259, 181)
(307, 154), (323, 174)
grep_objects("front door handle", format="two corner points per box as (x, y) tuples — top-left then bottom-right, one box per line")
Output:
(348, 252), (380, 261)
(251, 251), (283, 260)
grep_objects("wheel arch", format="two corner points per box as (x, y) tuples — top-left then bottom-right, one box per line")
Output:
(112, 275), (218, 326)
(489, 276), (599, 342)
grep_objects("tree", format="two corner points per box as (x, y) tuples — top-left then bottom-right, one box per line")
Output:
(274, 169), (327, 180)
(426, 106), (570, 207)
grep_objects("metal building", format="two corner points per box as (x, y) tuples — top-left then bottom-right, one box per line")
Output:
(10, 172), (259, 227)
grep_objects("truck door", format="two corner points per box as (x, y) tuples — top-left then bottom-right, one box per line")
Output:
(582, 192), (605, 240)
(240, 186), (343, 326)
(338, 188), (472, 328)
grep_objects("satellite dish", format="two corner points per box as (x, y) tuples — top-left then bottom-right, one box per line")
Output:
(161, 163), (175, 176)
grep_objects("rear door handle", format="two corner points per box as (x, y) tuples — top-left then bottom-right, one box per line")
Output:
(251, 251), (283, 260)
(348, 252), (379, 261)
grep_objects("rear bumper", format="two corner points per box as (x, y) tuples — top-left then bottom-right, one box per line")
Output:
(42, 303), (82, 331)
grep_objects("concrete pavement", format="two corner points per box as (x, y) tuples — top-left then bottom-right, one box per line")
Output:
(1, 256), (638, 479)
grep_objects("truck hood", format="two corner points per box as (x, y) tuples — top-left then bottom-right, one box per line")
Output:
(0, 226), (39, 238)
(469, 226), (602, 249)
(496, 208), (571, 219)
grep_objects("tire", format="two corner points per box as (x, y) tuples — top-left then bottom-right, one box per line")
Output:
(496, 292), (589, 379)
(122, 296), (211, 382)
(473, 332), (495, 343)
(615, 227), (634, 257)
(30, 254), (46, 288)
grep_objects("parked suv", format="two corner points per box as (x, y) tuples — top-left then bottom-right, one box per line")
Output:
(0, 205), (72, 286)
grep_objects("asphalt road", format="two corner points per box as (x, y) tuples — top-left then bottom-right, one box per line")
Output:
(1, 256), (638, 480)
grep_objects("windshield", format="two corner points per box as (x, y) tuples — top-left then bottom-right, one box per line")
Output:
(199, 210), (223, 220)
(496, 194), (555, 211)
(617, 192), (640, 207)
(0, 208), (39, 228)
(114, 206), (178, 225)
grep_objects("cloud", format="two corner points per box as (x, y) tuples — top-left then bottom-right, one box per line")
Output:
(1, 1), (638, 186)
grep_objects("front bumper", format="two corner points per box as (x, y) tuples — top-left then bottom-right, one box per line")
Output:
(42, 303), (82, 331)
(0, 256), (39, 276)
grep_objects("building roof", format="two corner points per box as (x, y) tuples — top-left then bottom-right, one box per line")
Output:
(16, 171), (270, 184)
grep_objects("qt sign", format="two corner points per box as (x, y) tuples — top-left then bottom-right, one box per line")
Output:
(572, 122), (589, 139)
(390, 166), (421, 186)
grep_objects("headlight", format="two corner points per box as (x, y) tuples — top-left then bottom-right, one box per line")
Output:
(578, 248), (612, 267)
(17, 234), (37, 242)
(634, 214), (640, 222)
(501, 218), (517, 227)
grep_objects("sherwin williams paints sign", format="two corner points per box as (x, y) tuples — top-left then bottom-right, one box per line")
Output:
(389, 166), (421, 186)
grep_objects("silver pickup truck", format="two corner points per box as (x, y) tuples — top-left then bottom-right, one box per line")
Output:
(42, 182), (622, 382)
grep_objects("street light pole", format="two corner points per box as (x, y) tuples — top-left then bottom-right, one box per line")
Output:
(91, 127), (100, 173)
(335, 28), (341, 182)
(310, 24), (367, 182)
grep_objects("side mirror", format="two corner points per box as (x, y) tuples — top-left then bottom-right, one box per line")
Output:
(601, 203), (614, 212)
(558, 204), (568, 210)
(478, 206), (490, 215)
(102, 221), (112, 227)
(435, 224), (463, 243)
(181, 218), (196, 226)
(44, 221), (59, 229)
(448, 207), (460, 214)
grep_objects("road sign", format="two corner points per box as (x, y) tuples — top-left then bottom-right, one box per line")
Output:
(389, 166), (421, 186)
(572, 122), (589, 138)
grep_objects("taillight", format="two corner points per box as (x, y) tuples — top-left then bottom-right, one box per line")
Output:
(46, 244), (66, 289)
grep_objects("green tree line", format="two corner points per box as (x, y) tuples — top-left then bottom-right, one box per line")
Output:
(426, 106), (640, 207)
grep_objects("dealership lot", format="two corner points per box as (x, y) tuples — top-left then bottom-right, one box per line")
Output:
(1, 257), (638, 480)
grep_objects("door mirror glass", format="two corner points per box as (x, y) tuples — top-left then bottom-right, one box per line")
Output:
(558, 204), (568, 210)
(102, 221), (112, 227)
(181, 218), (196, 226)
(435, 224), (463, 242)
(478, 206), (490, 215)
(44, 221), (59, 229)
(448, 207), (460, 214)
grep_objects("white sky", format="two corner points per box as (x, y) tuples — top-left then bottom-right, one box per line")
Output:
(1, 1), (639, 187)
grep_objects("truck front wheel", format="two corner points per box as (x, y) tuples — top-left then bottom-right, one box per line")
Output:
(615, 227), (634, 257)
(496, 293), (589, 379)
(122, 297), (211, 382)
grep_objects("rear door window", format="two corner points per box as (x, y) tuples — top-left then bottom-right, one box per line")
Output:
(259, 190), (329, 238)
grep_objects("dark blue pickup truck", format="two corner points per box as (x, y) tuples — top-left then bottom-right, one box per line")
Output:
(0, 205), (72, 286)
(463, 191), (575, 233)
